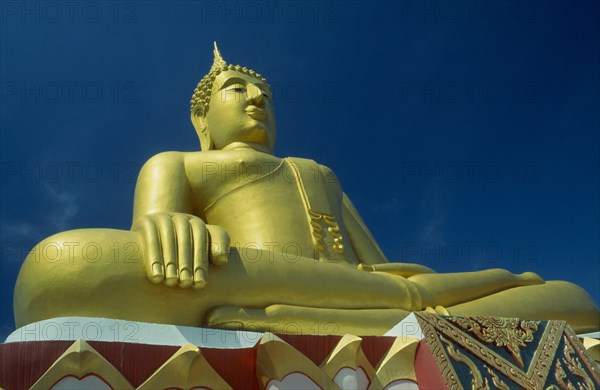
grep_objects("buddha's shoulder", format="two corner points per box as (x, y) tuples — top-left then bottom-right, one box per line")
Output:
(141, 151), (338, 179)
(139, 151), (186, 173)
(293, 158), (339, 181)
(283, 156), (334, 171)
(180, 149), (283, 166)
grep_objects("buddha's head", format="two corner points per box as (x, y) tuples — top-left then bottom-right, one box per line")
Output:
(190, 43), (276, 154)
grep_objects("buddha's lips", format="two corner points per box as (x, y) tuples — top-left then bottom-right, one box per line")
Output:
(245, 107), (267, 120)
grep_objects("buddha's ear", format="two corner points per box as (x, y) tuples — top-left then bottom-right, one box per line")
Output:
(190, 107), (213, 151)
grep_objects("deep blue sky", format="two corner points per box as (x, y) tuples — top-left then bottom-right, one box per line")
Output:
(1, 1), (598, 336)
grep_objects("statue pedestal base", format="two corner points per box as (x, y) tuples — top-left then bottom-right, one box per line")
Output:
(1, 313), (598, 389)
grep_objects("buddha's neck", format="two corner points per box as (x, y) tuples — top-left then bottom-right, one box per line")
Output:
(222, 142), (273, 154)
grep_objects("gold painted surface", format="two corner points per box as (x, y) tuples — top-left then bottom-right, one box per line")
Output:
(320, 334), (381, 389)
(13, 43), (600, 335)
(580, 337), (600, 363)
(286, 157), (346, 259)
(256, 333), (420, 389)
(30, 339), (133, 390)
(374, 336), (420, 386)
(256, 333), (337, 389)
(137, 343), (232, 389)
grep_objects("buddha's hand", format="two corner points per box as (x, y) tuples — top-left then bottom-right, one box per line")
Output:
(357, 263), (436, 277)
(132, 212), (230, 288)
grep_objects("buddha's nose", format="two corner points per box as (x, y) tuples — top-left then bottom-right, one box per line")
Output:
(246, 84), (264, 107)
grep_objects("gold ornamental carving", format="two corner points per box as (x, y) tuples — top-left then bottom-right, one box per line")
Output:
(416, 312), (560, 389)
(418, 313), (600, 390)
(554, 335), (596, 390)
(447, 316), (539, 368)
(308, 209), (345, 254)
(440, 335), (490, 389)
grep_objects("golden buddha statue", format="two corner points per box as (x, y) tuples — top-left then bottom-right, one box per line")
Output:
(14, 44), (599, 335)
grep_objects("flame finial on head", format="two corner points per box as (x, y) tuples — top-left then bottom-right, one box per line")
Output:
(212, 42), (226, 69)
(190, 41), (268, 114)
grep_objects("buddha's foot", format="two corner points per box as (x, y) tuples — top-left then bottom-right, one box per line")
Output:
(517, 271), (544, 285)
(205, 304), (412, 336)
(425, 306), (450, 315)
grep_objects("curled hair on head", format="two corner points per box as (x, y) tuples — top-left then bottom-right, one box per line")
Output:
(190, 42), (269, 115)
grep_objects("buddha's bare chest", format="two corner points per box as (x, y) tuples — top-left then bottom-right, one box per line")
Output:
(187, 151), (283, 202)
(185, 150), (351, 262)
(187, 150), (338, 202)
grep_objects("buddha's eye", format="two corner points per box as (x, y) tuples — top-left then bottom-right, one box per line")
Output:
(226, 84), (246, 93)
(260, 89), (273, 100)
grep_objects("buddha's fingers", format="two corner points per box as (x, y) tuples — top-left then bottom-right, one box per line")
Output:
(206, 224), (230, 266)
(358, 262), (436, 277)
(190, 218), (208, 288)
(135, 216), (164, 283)
(172, 214), (193, 288)
(154, 213), (178, 286)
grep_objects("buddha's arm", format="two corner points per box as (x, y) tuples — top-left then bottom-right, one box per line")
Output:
(131, 151), (229, 288)
(132, 151), (195, 220)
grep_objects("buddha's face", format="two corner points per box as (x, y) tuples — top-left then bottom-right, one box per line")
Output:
(201, 70), (276, 153)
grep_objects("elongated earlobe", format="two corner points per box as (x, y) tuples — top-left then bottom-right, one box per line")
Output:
(200, 128), (212, 151)
(190, 109), (213, 151)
